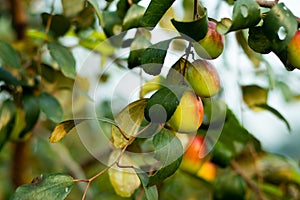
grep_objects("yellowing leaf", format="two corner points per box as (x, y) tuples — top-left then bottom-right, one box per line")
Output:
(112, 99), (147, 148)
(49, 119), (84, 143)
(108, 150), (141, 197)
(242, 85), (268, 112)
(140, 75), (165, 98)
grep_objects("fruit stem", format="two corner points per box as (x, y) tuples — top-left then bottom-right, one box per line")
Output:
(183, 42), (193, 79)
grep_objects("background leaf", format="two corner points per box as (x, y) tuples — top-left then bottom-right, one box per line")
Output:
(0, 100), (16, 150)
(61, 0), (85, 17)
(101, 11), (122, 37)
(39, 92), (63, 123)
(140, 0), (176, 27)
(11, 173), (74, 200)
(242, 85), (268, 111)
(19, 94), (40, 137)
(87, 0), (102, 22)
(122, 5), (145, 31)
(0, 40), (21, 69)
(255, 104), (291, 131)
(148, 128), (183, 186)
(41, 13), (71, 37)
(47, 42), (76, 79)
(0, 67), (26, 86)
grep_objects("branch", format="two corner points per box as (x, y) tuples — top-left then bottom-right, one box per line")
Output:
(231, 160), (268, 200)
(255, 0), (278, 8)
(256, 0), (300, 25)
(9, 0), (27, 40)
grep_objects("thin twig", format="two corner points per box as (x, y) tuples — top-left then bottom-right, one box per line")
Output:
(256, 0), (300, 25)
(193, 0), (199, 20)
(231, 160), (268, 200)
(255, 0), (278, 8)
(183, 42), (192, 78)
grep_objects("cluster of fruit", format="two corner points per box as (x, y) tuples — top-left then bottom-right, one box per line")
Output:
(144, 21), (224, 134)
(141, 21), (225, 181)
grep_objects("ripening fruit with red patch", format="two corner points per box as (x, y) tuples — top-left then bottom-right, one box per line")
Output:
(180, 135), (216, 181)
(287, 30), (300, 69)
(186, 59), (220, 98)
(167, 91), (204, 133)
(193, 21), (225, 59)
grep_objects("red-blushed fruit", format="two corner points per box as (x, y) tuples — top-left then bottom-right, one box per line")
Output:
(186, 59), (220, 98)
(180, 136), (217, 181)
(193, 21), (225, 59)
(196, 161), (217, 182)
(287, 30), (300, 69)
(167, 91), (204, 133)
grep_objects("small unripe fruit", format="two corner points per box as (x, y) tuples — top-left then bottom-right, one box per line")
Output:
(287, 30), (300, 69)
(167, 91), (203, 133)
(187, 60), (220, 98)
(193, 21), (224, 59)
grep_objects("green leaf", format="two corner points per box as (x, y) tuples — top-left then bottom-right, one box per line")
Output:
(134, 168), (158, 200)
(0, 67), (26, 86)
(122, 5), (145, 31)
(41, 13), (71, 37)
(140, 0), (176, 27)
(144, 86), (187, 123)
(39, 92), (63, 123)
(75, 5), (96, 31)
(230, 0), (261, 31)
(0, 100), (16, 150)
(262, 3), (297, 54)
(19, 94), (40, 137)
(171, 12), (208, 41)
(141, 39), (172, 75)
(217, 0), (261, 34)
(255, 104), (291, 131)
(11, 173), (74, 200)
(262, 3), (298, 70)
(248, 27), (272, 54)
(101, 11), (122, 37)
(47, 42), (76, 79)
(0, 40), (21, 69)
(112, 99), (147, 148)
(128, 33), (152, 69)
(148, 128), (183, 186)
